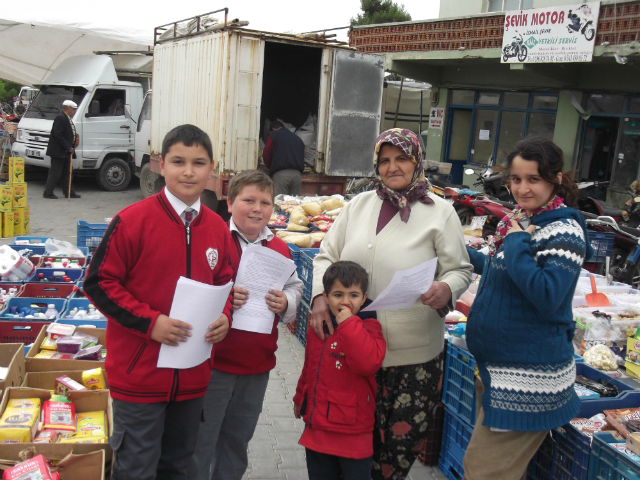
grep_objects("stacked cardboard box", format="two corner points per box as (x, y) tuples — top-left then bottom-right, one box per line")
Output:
(1, 157), (30, 238)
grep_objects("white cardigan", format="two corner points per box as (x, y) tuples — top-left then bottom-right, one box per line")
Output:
(312, 191), (473, 367)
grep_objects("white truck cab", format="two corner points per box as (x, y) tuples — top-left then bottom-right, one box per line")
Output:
(13, 55), (143, 191)
(13, 86), (39, 109)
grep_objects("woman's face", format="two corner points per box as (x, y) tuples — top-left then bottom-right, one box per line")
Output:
(510, 156), (560, 215)
(377, 144), (416, 191)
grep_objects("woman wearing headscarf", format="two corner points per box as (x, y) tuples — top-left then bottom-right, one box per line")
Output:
(308, 128), (473, 479)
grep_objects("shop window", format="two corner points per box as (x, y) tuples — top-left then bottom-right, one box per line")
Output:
(587, 94), (624, 114)
(87, 89), (126, 117)
(451, 90), (474, 106)
(488, 0), (533, 12)
(496, 111), (526, 165)
(503, 92), (529, 109)
(527, 113), (556, 139)
(531, 95), (558, 111)
(477, 92), (500, 106)
(627, 97), (640, 114)
(471, 110), (499, 165)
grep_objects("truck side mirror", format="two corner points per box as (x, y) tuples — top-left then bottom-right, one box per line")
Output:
(124, 104), (132, 119)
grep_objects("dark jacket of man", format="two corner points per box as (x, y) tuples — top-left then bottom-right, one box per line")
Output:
(46, 112), (77, 159)
(265, 128), (305, 176)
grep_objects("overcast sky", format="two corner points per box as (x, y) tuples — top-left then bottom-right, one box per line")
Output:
(5, 0), (441, 44)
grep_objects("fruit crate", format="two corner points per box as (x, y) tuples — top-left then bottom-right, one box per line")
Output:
(77, 220), (109, 248)
(588, 432), (640, 480)
(438, 407), (474, 480)
(296, 298), (310, 347)
(442, 342), (477, 426)
(418, 402), (445, 466)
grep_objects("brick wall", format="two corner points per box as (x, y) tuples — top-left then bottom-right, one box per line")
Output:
(350, 1), (640, 53)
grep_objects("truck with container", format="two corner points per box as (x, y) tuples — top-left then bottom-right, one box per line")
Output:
(138, 10), (384, 213)
(12, 55), (145, 191)
(13, 86), (39, 110)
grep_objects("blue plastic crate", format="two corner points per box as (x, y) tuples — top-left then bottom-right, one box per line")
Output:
(56, 298), (106, 328)
(588, 432), (640, 480)
(73, 281), (85, 298)
(587, 231), (615, 263)
(27, 268), (83, 285)
(296, 298), (309, 347)
(0, 297), (67, 321)
(8, 244), (46, 255)
(77, 220), (108, 248)
(442, 342), (477, 426)
(301, 249), (319, 302)
(438, 407), (474, 480)
(288, 245), (304, 277)
(576, 362), (640, 413)
(13, 236), (53, 244)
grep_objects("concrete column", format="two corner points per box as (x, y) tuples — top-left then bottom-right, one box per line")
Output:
(553, 91), (582, 170)
(425, 87), (449, 162)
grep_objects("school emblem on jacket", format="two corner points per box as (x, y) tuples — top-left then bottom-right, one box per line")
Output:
(206, 248), (218, 270)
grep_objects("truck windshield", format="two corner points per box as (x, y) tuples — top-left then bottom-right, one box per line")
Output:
(24, 86), (88, 120)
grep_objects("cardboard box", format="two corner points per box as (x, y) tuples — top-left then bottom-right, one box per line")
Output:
(8, 157), (25, 184)
(625, 337), (640, 382)
(0, 450), (104, 480)
(26, 328), (106, 373)
(0, 185), (12, 213)
(2, 212), (13, 238)
(23, 205), (30, 234)
(11, 207), (24, 236)
(12, 183), (27, 208)
(0, 344), (25, 392)
(628, 432), (640, 457)
(0, 387), (112, 460)
(22, 369), (109, 391)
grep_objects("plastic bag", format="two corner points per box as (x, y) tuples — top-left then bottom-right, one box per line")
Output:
(45, 239), (85, 257)
(583, 344), (621, 370)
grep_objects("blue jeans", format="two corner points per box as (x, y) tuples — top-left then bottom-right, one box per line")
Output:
(306, 448), (372, 480)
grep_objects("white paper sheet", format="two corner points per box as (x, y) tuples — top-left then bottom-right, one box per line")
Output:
(362, 258), (438, 312)
(157, 277), (233, 369)
(232, 244), (297, 334)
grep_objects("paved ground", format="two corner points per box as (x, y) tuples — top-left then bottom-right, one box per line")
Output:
(13, 175), (447, 479)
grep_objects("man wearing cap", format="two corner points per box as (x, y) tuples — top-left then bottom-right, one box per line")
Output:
(44, 100), (81, 199)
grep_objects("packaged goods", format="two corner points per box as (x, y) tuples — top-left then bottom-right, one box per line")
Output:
(0, 185), (12, 213)
(42, 400), (76, 434)
(604, 407), (640, 437)
(321, 198), (344, 212)
(58, 435), (108, 444)
(35, 351), (55, 359)
(23, 205), (29, 234)
(56, 336), (86, 354)
(609, 442), (640, 463)
(570, 414), (612, 438)
(574, 384), (600, 399)
(0, 398), (40, 443)
(33, 429), (59, 444)
(626, 337), (640, 381)
(74, 345), (102, 361)
(575, 375), (618, 397)
(76, 410), (108, 437)
(2, 454), (54, 480)
(286, 223), (309, 232)
(289, 209), (309, 226)
(49, 353), (75, 360)
(82, 368), (106, 390)
(11, 208), (24, 236)
(301, 202), (322, 216)
(46, 323), (75, 340)
(55, 375), (87, 396)
(9, 157), (25, 183)
(40, 337), (58, 351)
(628, 432), (640, 456)
(6, 399), (41, 409)
(310, 231), (326, 243)
(12, 183), (27, 208)
(0, 245), (35, 280)
(583, 344), (619, 370)
(283, 234), (313, 248)
(276, 231), (304, 238)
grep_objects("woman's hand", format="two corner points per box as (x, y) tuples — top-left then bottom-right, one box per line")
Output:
(309, 295), (332, 340)
(507, 219), (535, 236)
(421, 281), (452, 311)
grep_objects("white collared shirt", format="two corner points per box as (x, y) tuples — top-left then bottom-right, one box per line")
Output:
(229, 218), (303, 324)
(65, 112), (76, 137)
(164, 187), (201, 226)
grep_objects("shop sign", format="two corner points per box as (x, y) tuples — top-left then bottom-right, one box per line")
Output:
(429, 107), (444, 130)
(501, 2), (600, 64)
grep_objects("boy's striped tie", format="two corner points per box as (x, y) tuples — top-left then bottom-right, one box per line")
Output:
(184, 208), (194, 226)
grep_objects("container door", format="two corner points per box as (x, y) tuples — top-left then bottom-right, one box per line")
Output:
(325, 50), (384, 177)
(231, 36), (264, 172)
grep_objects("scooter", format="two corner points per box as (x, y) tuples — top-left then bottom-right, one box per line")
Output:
(450, 188), (514, 237)
(464, 164), (515, 204)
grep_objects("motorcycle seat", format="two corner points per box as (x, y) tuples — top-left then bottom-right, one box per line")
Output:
(592, 198), (626, 218)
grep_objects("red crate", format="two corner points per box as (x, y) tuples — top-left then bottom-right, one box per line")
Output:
(0, 321), (50, 344)
(18, 283), (76, 299)
(418, 403), (445, 466)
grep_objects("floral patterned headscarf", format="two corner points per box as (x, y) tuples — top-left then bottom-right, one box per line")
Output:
(373, 128), (433, 222)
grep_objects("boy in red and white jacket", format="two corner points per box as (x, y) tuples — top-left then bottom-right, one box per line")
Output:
(189, 170), (303, 480)
(294, 261), (386, 480)
(85, 125), (234, 480)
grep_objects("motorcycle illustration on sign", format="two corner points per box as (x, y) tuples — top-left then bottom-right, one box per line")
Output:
(503, 32), (528, 62)
(566, 5), (595, 41)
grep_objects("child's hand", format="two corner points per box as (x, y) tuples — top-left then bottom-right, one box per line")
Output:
(233, 286), (249, 310)
(266, 289), (288, 315)
(336, 305), (353, 325)
(150, 314), (192, 347)
(293, 403), (301, 419)
(205, 314), (229, 344)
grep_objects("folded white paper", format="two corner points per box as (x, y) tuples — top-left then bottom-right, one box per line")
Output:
(157, 277), (233, 369)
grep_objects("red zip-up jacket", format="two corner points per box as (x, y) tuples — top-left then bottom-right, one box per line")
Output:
(293, 300), (386, 436)
(84, 190), (234, 403)
(213, 231), (293, 375)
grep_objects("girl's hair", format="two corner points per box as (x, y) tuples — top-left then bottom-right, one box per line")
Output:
(506, 136), (578, 208)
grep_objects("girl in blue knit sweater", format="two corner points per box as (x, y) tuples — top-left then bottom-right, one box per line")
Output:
(462, 137), (593, 480)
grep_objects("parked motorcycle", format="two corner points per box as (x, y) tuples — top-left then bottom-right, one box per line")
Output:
(567, 10), (595, 41)
(578, 181), (640, 228)
(502, 32), (527, 62)
(450, 188), (514, 237)
(464, 166), (515, 204)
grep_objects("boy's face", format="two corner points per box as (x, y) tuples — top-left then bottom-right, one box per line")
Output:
(227, 184), (274, 241)
(159, 142), (213, 206)
(323, 280), (367, 317)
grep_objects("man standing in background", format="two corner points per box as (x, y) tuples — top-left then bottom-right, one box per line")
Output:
(44, 100), (81, 199)
(262, 120), (305, 196)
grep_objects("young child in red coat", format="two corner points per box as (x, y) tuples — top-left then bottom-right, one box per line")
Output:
(293, 261), (386, 480)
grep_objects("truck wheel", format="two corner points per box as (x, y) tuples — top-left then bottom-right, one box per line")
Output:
(97, 157), (131, 191)
(140, 163), (161, 198)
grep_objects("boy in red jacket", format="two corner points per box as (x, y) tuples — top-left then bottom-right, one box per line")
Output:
(293, 261), (386, 480)
(84, 125), (234, 480)
(190, 170), (303, 480)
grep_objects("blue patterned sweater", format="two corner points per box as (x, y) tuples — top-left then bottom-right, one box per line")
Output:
(466, 207), (591, 431)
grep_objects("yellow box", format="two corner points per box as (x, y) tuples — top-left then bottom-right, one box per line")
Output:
(625, 337), (640, 381)
(3, 212), (14, 238)
(12, 183), (26, 208)
(0, 185), (12, 213)
(9, 157), (25, 184)
(23, 205), (30, 234)
(12, 208), (25, 236)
